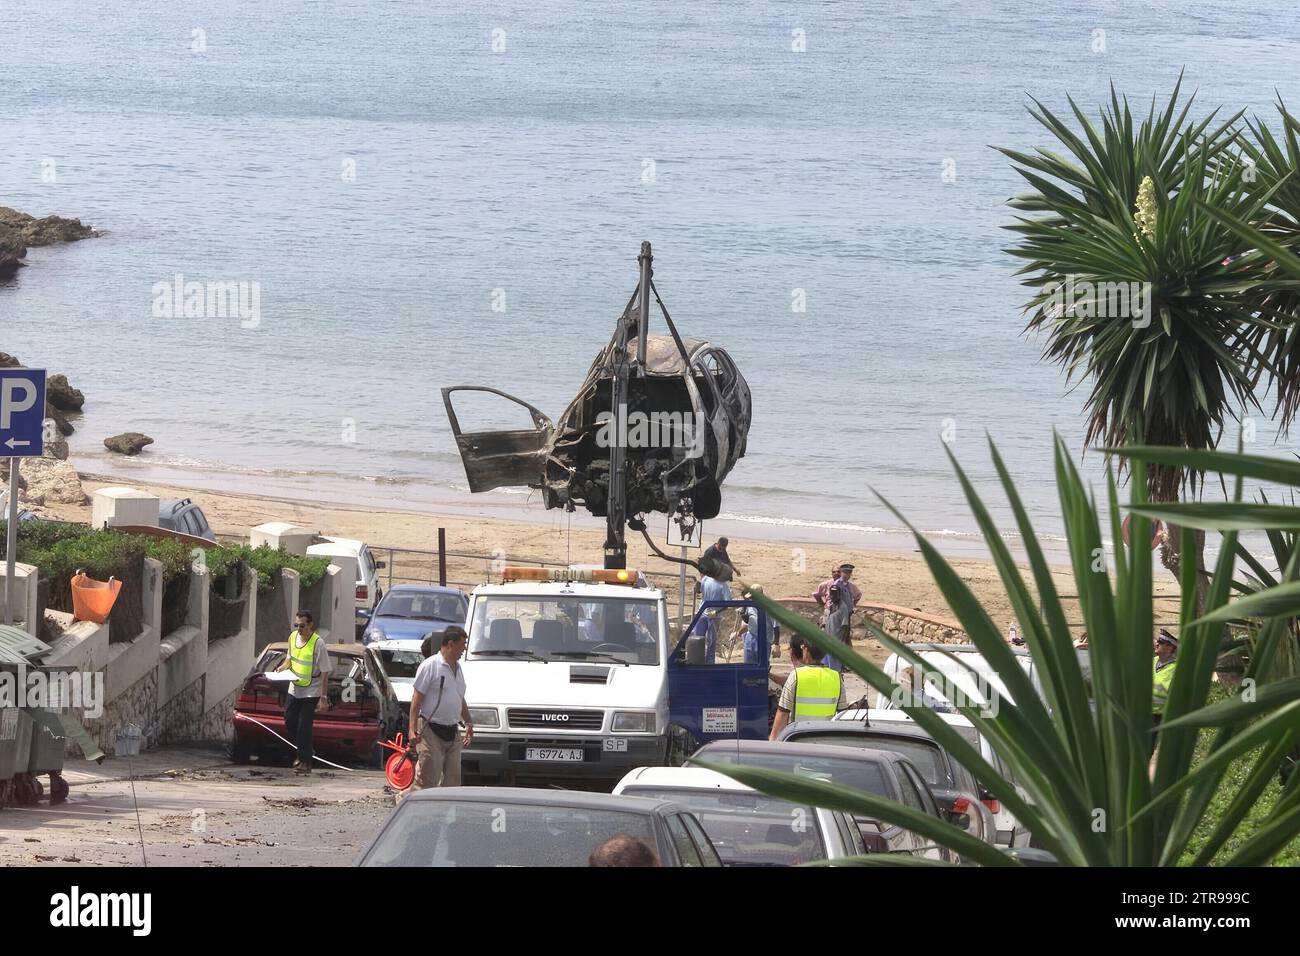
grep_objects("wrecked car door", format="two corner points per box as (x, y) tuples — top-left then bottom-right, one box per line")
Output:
(442, 386), (556, 493)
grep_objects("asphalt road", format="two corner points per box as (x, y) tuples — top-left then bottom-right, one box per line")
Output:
(0, 748), (395, 866)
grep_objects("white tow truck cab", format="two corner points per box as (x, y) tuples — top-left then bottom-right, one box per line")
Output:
(460, 566), (774, 787)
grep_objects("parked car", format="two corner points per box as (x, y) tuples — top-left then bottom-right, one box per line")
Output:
(688, 740), (958, 861)
(613, 765), (866, 866)
(875, 643), (1090, 712)
(355, 787), (722, 867)
(361, 584), (468, 645)
(778, 711), (997, 846)
(157, 497), (216, 542)
(371, 638), (425, 706)
(305, 535), (385, 636)
(231, 641), (404, 767)
(830, 707), (1032, 847)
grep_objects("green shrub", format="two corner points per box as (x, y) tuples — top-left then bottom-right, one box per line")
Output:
(202, 543), (329, 592)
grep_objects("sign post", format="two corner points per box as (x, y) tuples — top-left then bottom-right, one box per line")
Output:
(666, 514), (703, 633)
(1, 368), (47, 625)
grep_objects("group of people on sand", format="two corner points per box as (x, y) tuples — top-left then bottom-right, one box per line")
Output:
(693, 540), (861, 669)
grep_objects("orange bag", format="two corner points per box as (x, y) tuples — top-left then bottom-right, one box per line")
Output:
(70, 571), (122, 624)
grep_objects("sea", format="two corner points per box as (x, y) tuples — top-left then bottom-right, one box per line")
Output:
(3, 0), (1299, 561)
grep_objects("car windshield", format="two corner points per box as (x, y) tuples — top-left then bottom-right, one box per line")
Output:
(468, 596), (661, 665)
(377, 591), (466, 623)
(694, 749), (889, 797)
(378, 648), (424, 679)
(622, 788), (825, 867)
(359, 802), (657, 867)
(787, 732), (953, 788)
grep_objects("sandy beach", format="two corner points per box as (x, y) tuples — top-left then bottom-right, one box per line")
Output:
(42, 472), (1183, 640)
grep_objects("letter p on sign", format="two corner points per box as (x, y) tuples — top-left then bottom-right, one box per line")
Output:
(0, 368), (47, 456)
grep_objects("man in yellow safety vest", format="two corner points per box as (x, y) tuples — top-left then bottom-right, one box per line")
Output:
(278, 609), (332, 774)
(1151, 629), (1178, 755)
(769, 633), (843, 740)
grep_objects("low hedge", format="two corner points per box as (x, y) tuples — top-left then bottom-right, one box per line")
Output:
(206, 544), (329, 592)
(2, 522), (329, 604)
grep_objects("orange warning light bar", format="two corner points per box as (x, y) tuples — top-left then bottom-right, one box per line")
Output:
(500, 567), (638, 584)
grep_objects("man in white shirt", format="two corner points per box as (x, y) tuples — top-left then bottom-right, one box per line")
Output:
(408, 626), (473, 790)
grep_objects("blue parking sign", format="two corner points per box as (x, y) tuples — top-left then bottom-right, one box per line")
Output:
(0, 368), (47, 458)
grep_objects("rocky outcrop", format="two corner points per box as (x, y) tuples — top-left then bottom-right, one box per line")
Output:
(104, 432), (154, 456)
(9, 455), (89, 505)
(0, 206), (98, 246)
(46, 374), (84, 411)
(0, 354), (83, 434)
(0, 207), (98, 278)
(0, 225), (25, 277)
(46, 404), (73, 436)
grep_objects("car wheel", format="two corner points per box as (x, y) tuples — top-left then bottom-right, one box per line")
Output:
(231, 739), (252, 764)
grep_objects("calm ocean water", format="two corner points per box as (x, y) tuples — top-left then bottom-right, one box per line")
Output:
(3, 1), (1299, 554)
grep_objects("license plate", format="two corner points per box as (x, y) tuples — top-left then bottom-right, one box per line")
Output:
(525, 747), (585, 761)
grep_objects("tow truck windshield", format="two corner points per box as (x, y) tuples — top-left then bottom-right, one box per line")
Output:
(468, 596), (661, 665)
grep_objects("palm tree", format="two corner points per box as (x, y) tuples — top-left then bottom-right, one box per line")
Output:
(998, 78), (1279, 607)
(699, 437), (1300, 865)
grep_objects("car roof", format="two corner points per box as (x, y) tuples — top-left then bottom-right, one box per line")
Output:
(903, 642), (1031, 657)
(371, 639), (425, 651)
(694, 739), (904, 765)
(399, 786), (681, 814)
(834, 708), (977, 729)
(384, 584), (465, 597)
(789, 716), (940, 741)
(264, 642), (367, 656)
(619, 766), (757, 793)
(470, 581), (662, 600)
(308, 535), (364, 551)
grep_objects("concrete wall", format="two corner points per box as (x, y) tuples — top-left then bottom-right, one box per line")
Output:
(0, 561), (39, 635)
(255, 568), (299, 653)
(35, 554), (346, 759)
(203, 563), (257, 714)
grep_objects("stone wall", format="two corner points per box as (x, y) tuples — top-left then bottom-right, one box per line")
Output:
(86, 666), (158, 755)
(777, 597), (967, 645)
(200, 685), (241, 746)
(157, 676), (206, 746)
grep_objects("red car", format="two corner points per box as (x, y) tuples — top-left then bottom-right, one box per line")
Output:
(231, 642), (405, 767)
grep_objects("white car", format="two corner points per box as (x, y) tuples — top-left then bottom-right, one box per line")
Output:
(613, 765), (867, 866)
(834, 707), (1031, 847)
(875, 643), (1088, 711)
(306, 535), (385, 635)
(371, 639), (425, 706)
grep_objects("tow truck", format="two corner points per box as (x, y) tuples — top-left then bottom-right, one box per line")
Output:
(459, 565), (774, 787)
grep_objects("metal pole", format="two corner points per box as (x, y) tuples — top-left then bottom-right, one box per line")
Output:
(5, 458), (18, 626)
(437, 528), (447, 587)
(677, 545), (687, 633)
(636, 241), (652, 376)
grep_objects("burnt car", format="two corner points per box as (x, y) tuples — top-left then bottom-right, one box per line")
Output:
(231, 642), (405, 767)
(443, 322), (750, 521)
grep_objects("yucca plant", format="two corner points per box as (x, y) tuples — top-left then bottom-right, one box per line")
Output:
(1237, 102), (1300, 426)
(699, 436), (1300, 865)
(999, 79), (1283, 600)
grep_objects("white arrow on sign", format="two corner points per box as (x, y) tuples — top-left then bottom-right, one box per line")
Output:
(4, 438), (31, 449)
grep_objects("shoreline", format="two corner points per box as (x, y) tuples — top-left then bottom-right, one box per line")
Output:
(42, 468), (1184, 634)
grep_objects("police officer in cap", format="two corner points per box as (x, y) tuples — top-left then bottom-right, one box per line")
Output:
(1151, 629), (1178, 753)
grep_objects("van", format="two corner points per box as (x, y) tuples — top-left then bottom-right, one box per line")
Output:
(459, 566), (774, 786)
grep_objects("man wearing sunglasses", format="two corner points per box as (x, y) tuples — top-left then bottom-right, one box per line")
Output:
(1151, 629), (1179, 754)
(279, 609), (332, 774)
